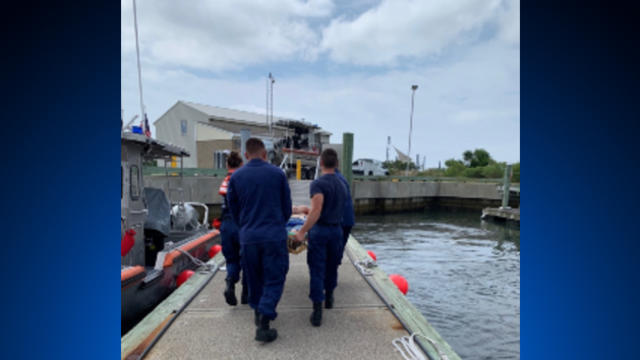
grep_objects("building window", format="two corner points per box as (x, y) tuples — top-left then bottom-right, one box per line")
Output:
(214, 151), (228, 169)
(180, 120), (187, 136)
(130, 165), (140, 200)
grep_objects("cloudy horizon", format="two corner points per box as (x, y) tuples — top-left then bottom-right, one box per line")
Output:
(121, 0), (519, 166)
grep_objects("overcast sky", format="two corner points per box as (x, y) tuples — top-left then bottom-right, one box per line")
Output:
(121, 0), (519, 166)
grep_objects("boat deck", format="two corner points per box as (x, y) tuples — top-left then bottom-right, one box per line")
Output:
(144, 246), (414, 360)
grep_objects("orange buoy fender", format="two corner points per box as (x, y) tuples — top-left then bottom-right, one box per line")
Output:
(177, 270), (195, 287)
(208, 244), (222, 259)
(389, 274), (409, 295)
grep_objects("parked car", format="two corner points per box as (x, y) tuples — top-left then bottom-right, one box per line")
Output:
(352, 158), (389, 176)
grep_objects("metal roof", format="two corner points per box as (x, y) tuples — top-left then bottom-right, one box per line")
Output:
(182, 101), (299, 127)
(122, 132), (190, 158)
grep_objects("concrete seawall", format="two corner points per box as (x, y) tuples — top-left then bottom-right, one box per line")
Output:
(352, 180), (519, 214)
(145, 176), (519, 217)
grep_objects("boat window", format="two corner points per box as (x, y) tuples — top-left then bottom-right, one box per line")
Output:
(130, 165), (140, 200)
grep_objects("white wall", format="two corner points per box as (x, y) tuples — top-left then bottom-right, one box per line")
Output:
(155, 102), (208, 168)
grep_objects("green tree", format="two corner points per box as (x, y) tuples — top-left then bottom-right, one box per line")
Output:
(463, 150), (473, 166)
(382, 159), (417, 174)
(470, 149), (492, 168)
(444, 159), (465, 177)
(511, 162), (520, 182)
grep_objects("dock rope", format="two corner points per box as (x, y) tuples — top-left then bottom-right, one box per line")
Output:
(177, 248), (215, 272)
(354, 258), (377, 276)
(392, 333), (449, 360)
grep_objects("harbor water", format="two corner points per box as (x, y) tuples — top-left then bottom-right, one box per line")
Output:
(352, 210), (520, 360)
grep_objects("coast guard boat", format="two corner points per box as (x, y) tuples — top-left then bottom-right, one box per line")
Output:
(121, 131), (219, 334)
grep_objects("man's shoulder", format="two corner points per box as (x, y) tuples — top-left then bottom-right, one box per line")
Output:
(262, 163), (287, 180)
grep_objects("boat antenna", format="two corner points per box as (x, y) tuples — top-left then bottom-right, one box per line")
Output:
(132, 0), (147, 135)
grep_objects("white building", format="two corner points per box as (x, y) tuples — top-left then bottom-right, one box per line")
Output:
(154, 101), (331, 168)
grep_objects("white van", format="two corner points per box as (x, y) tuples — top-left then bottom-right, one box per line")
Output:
(352, 158), (389, 176)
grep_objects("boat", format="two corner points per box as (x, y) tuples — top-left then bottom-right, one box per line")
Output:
(121, 131), (219, 334)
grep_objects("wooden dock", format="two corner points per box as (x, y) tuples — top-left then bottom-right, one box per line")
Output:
(122, 236), (460, 360)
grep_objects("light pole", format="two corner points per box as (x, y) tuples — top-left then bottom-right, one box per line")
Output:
(406, 84), (418, 175)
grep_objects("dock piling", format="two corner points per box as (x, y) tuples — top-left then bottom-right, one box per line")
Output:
(341, 132), (354, 189)
(501, 164), (512, 209)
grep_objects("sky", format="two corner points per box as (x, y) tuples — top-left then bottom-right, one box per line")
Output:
(121, 0), (519, 167)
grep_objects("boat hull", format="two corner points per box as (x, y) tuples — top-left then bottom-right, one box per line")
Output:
(121, 229), (219, 334)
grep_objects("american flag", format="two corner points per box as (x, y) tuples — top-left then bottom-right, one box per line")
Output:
(142, 114), (151, 137)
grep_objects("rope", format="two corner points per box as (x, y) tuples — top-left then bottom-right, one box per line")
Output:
(392, 333), (449, 360)
(354, 258), (377, 276)
(176, 248), (215, 272)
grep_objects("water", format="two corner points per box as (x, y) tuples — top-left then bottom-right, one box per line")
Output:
(351, 210), (520, 360)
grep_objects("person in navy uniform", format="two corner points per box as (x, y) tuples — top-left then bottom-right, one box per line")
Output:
(294, 148), (347, 327)
(335, 166), (355, 262)
(218, 151), (248, 306)
(227, 138), (292, 343)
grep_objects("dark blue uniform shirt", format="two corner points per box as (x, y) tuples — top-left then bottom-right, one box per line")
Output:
(310, 173), (347, 225)
(335, 170), (355, 227)
(227, 159), (292, 244)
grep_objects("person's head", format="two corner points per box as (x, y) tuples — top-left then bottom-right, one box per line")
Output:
(226, 151), (243, 170)
(320, 148), (338, 173)
(245, 137), (267, 161)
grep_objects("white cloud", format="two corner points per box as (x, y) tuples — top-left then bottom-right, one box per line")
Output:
(121, 1), (520, 165)
(321, 0), (507, 66)
(497, 0), (519, 45)
(121, 0), (334, 71)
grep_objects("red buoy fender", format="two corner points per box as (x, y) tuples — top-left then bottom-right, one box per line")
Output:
(212, 218), (222, 230)
(208, 244), (222, 259)
(367, 250), (377, 261)
(389, 274), (409, 295)
(177, 270), (195, 287)
(121, 229), (136, 257)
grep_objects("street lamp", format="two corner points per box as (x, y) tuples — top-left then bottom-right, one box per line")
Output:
(407, 84), (418, 175)
(268, 73), (275, 136)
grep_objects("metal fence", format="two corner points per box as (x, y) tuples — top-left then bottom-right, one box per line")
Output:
(143, 166), (227, 177)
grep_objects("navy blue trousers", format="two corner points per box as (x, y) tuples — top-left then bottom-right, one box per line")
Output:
(307, 225), (343, 303)
(338, 225), (352, 265)
(220, 217), (247, 289)
(242, 240), (289, 320)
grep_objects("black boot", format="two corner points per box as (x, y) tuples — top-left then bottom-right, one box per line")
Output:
(241, 285), (248, 305)
(325, 291), (334, 309)
(310, 302), (322, 327)
(254, 309), (260, 326)
(224, 279), (238, 306)
(255, 314), (278, 342)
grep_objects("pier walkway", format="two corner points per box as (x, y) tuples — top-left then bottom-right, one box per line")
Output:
(144, 244), (417, 359)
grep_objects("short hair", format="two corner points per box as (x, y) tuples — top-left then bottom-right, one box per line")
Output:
(320, 148), (338, 169)
(226, 151), (243, 169)
(245, 137), (265, 156)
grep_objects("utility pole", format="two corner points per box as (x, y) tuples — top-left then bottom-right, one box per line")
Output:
(406, 85), (418, 175)
(269, 73), (275, 137)
(386, 136), (391, 162)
